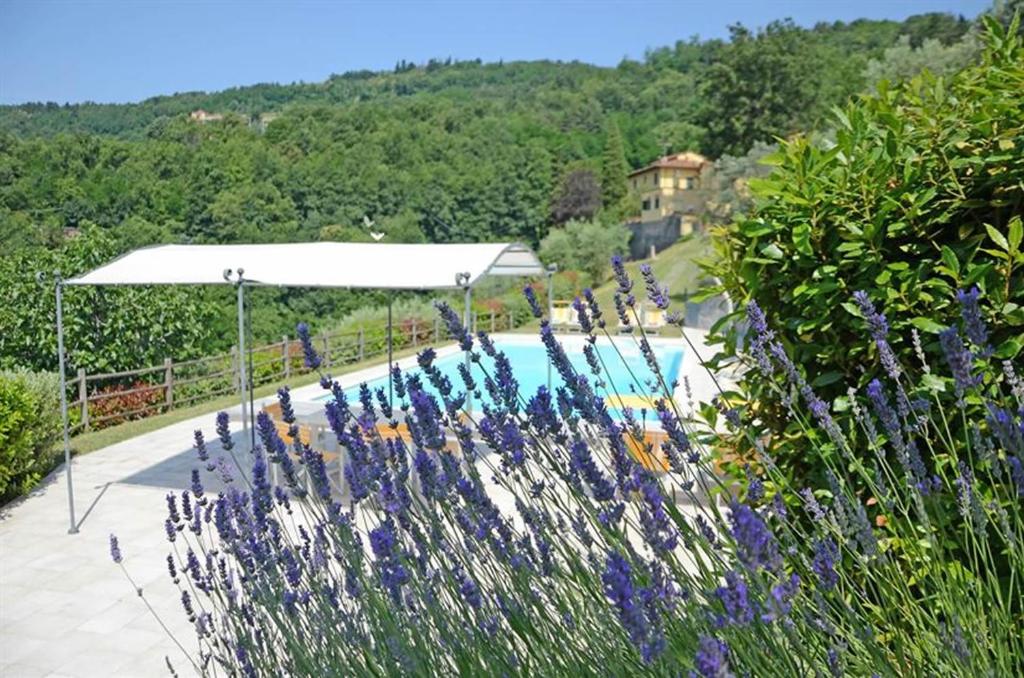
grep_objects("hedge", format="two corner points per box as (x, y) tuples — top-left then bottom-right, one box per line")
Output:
(0, 370), (62, 502)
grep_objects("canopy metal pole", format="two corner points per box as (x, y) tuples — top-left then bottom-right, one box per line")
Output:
(387, 294), (394, 409)
(546, 264), (557, 393)
(234, 271), (250, 452)
(54, 275), (78, 534)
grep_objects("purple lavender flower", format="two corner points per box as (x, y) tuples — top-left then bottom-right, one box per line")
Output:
(745, 300), (774, 376)
(190, 469), (203, 499)
(745, 467), (764, 503)
(613, 293), (632, 329)
(277, 386), (295, 424)
(692, 635), (731, 678)
(611, 255), (633, 296)
(853, 290), (901, 379)
(571, 296), (595, 335)
(569, 438), (615, 501)
(523, 285), (543, 318)
(109, 534), (122, 564)
(295, 322), (322, 370)
(713, 570), (754, 626)
(639, 264), (670, 310)
(434, 301), (473, 351)
(939, 327), (980, 402)
(955, 460), (987, 538)
(956, 286), (989, 352)
(729, 502), (779, 571)
(215, 411), (233, 451)
(193, 430), (209, 462)
(603, 551), (664, 662)
(827, 647), (843, 677)
(369, 519), (408, 604)
(583, 288), (604, 328)
(1007, 455), (1024, 497)
(812, 537), (839, 590)
(452, 566), (482, 610)
(761, 573), (800, 623)
(800, 488), (826, 521)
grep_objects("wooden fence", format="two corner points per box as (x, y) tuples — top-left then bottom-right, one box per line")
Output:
(66, 309), (521, 434)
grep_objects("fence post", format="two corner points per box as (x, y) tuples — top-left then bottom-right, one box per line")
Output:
(77, 367), (89, 432)
(358, 328), (365, 362)
(411, 318), (418, 348)
(472, 312), (478, 334)
(164, 357), (174, 410)
(282, 336), (290, 379)
(322, 334), (331, 368)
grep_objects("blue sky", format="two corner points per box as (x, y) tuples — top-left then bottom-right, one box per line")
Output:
(0, 0), (989, 105)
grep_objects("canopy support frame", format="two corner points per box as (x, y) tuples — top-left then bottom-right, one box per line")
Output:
(54, 275), (78, 535)
(53, 241), (545, 533)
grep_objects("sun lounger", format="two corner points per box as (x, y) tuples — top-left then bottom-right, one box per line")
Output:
(550, 302), (580, 333)
(641, 306), (667, 334)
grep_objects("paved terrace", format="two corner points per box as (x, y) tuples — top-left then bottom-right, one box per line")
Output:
(0, 330), (726, 677)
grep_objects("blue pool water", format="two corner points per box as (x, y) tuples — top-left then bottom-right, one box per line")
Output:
(318, 339), (684, 420)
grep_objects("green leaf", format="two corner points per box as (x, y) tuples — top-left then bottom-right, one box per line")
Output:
(1008, 217), (1022, 253)
(910, 317), (946, 334)
(921, 374), (946, 393)
(940, 246), (960, 277)
(841, 302), (862, 318)
(760, 243), (784, 260)
(994, 338), (1022, 359)
(985, 224), (1010, 251)
(811, 371), (843, 387)
(792, 224), (812, 256)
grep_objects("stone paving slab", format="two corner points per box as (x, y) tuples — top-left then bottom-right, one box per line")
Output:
(0, 403), (257, 678)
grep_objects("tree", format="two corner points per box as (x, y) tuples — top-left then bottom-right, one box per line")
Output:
(600, 121), (629, 209)
(698, 21), (862, 157)
(864, 34), (979, 85)
(0, 225), (217, 373)
(539, 219), (630, 286)
(550, 169), (602, 226)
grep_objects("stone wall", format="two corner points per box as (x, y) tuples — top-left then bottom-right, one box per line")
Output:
(625, 214), (697, 260)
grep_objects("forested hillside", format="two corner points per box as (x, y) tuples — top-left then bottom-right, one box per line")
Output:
(0, 13), (975, 249)
(0, 9), (990, 372)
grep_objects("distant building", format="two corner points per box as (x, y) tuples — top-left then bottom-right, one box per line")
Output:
(628, 151), (710, 231)
(250, 112), (279, 133)
(189, 109), (224, 123)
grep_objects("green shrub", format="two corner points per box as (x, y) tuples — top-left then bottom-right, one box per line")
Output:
(540, 218), (631, 287)
(0, 370), (62, 501)
(705, 17), (1024, 482)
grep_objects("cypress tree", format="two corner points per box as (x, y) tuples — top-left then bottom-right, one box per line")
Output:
(601, 121), (629, 209)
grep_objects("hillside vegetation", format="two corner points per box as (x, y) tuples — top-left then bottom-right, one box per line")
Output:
(0, 10), (989, 372)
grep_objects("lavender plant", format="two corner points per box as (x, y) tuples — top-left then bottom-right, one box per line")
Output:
(112, 260), (1023, 676)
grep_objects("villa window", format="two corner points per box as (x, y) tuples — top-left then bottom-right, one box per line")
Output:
(655, 197), (660, 209)
(642, 199), (651, 210)
(684, 177), (697, 190)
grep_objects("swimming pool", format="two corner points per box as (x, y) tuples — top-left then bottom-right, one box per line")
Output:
(318, 336), (684, 420)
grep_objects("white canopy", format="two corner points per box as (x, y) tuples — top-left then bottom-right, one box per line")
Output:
(67, 242), (543, 289)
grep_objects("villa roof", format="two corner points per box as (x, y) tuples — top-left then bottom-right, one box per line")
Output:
(628, 152), (709, 177)
(67, 242), (543, 290)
